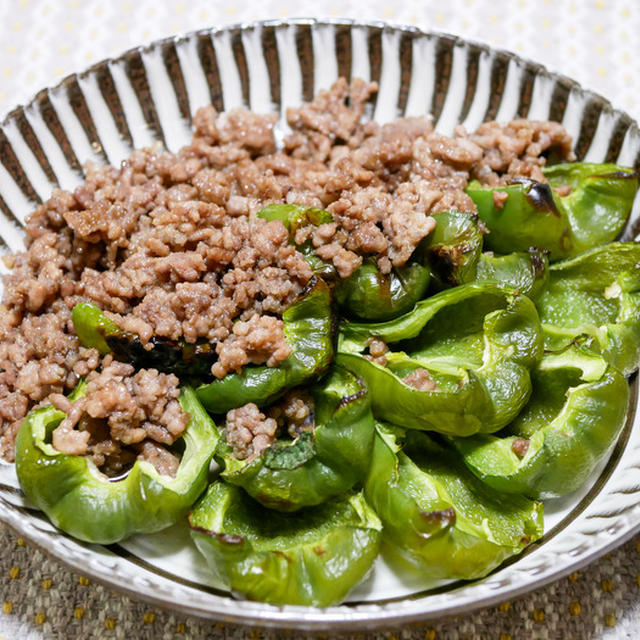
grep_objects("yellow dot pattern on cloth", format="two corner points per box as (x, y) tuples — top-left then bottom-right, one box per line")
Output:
(0, 524), (639, 638)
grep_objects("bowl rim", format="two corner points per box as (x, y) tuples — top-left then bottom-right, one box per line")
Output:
(2, 16), (637, 138)
(1, 16), (640, 631)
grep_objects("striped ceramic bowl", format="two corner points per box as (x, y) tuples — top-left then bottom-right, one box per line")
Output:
(1, 18), (640, 630)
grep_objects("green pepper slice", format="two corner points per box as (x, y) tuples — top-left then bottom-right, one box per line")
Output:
(196, 276), (335, 413)
(536, 242), (640, 375)
(334, 209), (485, 319)
(72, 302), (217, 378)
(188, 483), (381, 606)
(425, 210), (484, 288)
(364, 424), (543, 578)
(338, 283), (543, 435)
(451, 346), (629, 498)
(259, 203), (433, 321)
(15, 386), (218, 544)
(334, 259), (431, 321)
(466, 163), (638, 260)
(474, 248), (549, 300)
(218, 366), (374, 511)
(258, 203), (337, 279)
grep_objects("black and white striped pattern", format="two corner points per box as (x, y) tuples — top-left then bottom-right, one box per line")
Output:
(1, 19), (640, 630)
(1, 20), (639, 235)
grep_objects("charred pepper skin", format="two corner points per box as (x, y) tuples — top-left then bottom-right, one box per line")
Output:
(72, 302), (217, 378)
(364, 424), (543, 579)
(424, 210), (484, 289)
(260, 202), (433, 321)
(196, 276), (335, 413)
(334, 259), (432, 321)
(218, 366), (375, 511)
(474, 248), (550, 301)
(537, 242), (640, 376)
(188, 483), (381, 607)
(337, 283), (543, 435)
(15, 386), (218, 544)
(466, 163), (638, 260)
(451, 346), (629, 499)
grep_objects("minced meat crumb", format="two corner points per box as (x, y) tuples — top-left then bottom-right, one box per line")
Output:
(493, 191), (509, 210)
(48, 356), (187, 476)
(224, 403), (278, 460)
(511, 437), (530, 458)
(365, 337), (390, 366)
(402, 368), (438, 392)
(0, 76), (574, 460)
(269, 391), (315, 438)
(470, 119), (575, 186)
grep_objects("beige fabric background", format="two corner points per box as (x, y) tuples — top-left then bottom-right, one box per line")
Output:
(1, 0), (640, 638)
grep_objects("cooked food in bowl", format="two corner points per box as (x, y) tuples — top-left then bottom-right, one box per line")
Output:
(1, 77), (638, 605)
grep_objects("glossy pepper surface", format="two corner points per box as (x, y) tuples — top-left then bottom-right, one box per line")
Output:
(474, 248), (549, 300)
(451, 345), (629, 498)
(188, 483), (382, 606)
(466, 163), (638, 260)
(72, 302), (217, 378)
(338, 283), (543, 435)
(15, 386), (218, 544)
(537, 242), (640, 375)
(260, 203), (436, 321)
(363, 424), (543, 578)
(335, 259), (432, 321)
(196, 276), (335, 413)
(218, 366), (375, 511)
(424, 210), (484, 289)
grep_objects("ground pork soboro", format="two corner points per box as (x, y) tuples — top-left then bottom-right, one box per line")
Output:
(0, 77), (575, 462)
(223, 390), (316, 460)
(402, 368), (438, 392)
(224, 403), (278, 460)
(470, 119), (575, 185)
(49, 356), (186, 476)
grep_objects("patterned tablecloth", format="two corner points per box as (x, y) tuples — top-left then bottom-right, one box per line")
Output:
(1, 1), (640, 638)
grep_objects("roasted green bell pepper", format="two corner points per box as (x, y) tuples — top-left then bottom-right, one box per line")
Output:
(260, 203), (433, 321)
(335, 209), (485, 320)
(424, 210), (484, 289)
(537, 242), (640, 375)
(466, 163), (638, 260)
(334, 259), (431, 321)
(196, 276), (335, 413)
(189, 483), (382, 606)
(364, 424), (543, 578)
(474, 248), (549, 300)
(338, 283), (543, 435)
(258, 203), (337, 279)
(15, 385), (218, 544)
(72, 302), (217, 378)
(218, 366), (374, 511)
(451, 345), (629, 498)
